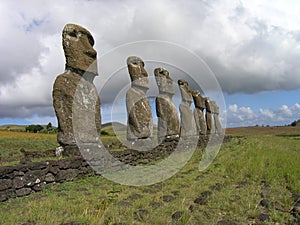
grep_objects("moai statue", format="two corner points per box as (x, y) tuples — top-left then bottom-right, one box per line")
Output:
(205, 97), (214, 135)
(192, 90), (207, 135)
(154, 67), (180, 143)
(126, 56), (153, 145)
(52, 24), (101, 156)
(178, 80), (197, 137)
(211, 101), (223, 134)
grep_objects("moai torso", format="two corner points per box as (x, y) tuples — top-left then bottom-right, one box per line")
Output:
(205, 98), (214, 135)
(211, 101), (223, 134)
(52, 24), (101, 156)
(155, 67), (179, 143)
(126, 56), (153, 141)
(178, 80), (197, 137)
(192, 90), (207, 135)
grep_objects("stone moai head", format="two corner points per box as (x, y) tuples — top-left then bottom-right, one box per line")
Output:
(127, 56), (149, 90)
(178, 79), (193, 103)
(154, 67), (175, 95)
(210, 101), (216, 113)
(192, 90), (206, 109)
(211, 101), (220, 114)
(62, 23), (98, 75)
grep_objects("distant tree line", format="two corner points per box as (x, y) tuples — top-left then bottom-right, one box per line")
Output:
(25, 122), (58, 133)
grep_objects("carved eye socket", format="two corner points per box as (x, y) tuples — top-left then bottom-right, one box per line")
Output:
(68, 30), (77, 38)
(88, 36), (94, 46)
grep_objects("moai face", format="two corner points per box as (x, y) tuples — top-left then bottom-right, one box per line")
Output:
(127, 56), (149, 89)
(154, 67), (175, 95)
(178, 79), (193, 103)
(62, 24), (98, 75)
(192, 90), (206, 109)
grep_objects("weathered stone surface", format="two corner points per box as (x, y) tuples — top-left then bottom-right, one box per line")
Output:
(53, 72), (100, 153)
(126, 56), (153, 141)
(155, 67), (179, 143)
(33, 182), (45, 192)
(178, 80), (197, 137)
(13, 177), (24, 189)
(0, 166), (15, 178)
(172, 211), (184, 220)
(23, 170), (44, 187)
(205, 98), (214, 135)
(57, 157), (83, 169)
(49, 166), (60, 175)
(52, 23), (101, 156)
(0, 179), (12, 191)
(193, 196), (208, 205)
(20, 148), (55, 158)
(13, 171), (25, 177)
(161, 195), (175, 202)
(62, 23), (97, 75)
(56, 169), (79, 182)
(211, 100), (223, 134)
(0, 191), (7, 202)
(16, 188), (31, 197)
(45, 173), (55, 183)
(192, 90), (207, 135)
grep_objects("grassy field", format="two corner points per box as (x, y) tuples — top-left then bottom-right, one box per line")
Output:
(0, 124), (125, 165)
(0, 131), (59, 165)
(0, 126), (299, 224)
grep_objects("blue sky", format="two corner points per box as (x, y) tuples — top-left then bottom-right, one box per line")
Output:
(224, 90), (300, 112)
(0, 0), (299, 128)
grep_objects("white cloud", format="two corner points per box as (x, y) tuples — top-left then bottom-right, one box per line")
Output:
(279, 105), (292, 117)
(0, 0), (300, 122)
(227, 103), (300, 127)
(228, 104), (238, 113)
(259, 109), (275, 119)
(226, 104), (257, 126)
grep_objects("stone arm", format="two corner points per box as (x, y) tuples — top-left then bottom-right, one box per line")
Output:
(126, 91), (140, 130)
(155, 97), (163, 118)
(194, 109), (201, 132)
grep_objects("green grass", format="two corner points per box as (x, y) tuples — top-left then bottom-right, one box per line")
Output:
(0, 131), (59, 165)
(0, 132), (299, 224)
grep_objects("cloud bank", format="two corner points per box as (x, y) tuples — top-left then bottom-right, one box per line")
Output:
(226, 103), (300, 127)
(0, 0), (299, 125)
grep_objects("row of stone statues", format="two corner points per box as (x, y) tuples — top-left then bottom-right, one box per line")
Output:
(52, 24), (222, 155)
(126, 56), (223, 145)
